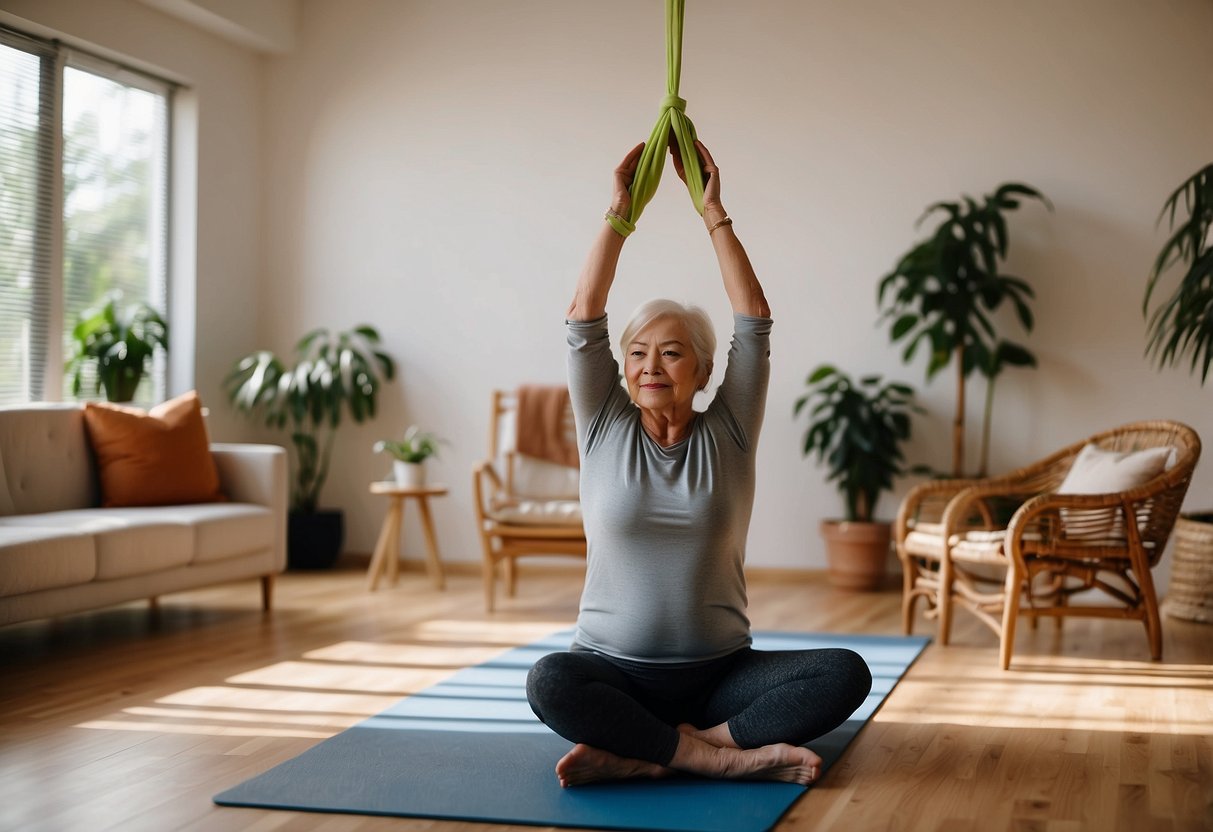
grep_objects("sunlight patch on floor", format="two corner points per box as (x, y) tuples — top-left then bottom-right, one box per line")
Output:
(75, 719), (333, 739)
(122, 706), (363, 728)
(302, 641), (507, 667)
(156, 685), (399, 715)
(875, 649), (1213, 735)
(406, 618), (572, 644)
(69, 631), (545, 740)
(224, 661), (452, 693)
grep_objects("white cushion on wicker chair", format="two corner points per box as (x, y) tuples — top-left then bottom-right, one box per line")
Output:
(1058, 444), (1171, 495)
(1057, 444), (1172, 540)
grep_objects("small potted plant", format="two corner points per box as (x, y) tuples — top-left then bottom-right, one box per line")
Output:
(224, 325), (396, 569)
(374, 426), (446, 488)
(65, 293), (168, 403)
(794, 364), (920, 590)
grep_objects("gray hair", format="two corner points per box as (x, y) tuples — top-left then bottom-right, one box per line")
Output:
(620, 298), (717, 389)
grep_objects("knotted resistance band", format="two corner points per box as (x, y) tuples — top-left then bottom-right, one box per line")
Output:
(605, 0), (706, 237)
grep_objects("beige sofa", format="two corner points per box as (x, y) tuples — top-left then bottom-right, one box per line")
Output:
(0, 404), (287, 627)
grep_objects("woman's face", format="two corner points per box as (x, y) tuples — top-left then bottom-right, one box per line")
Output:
(624, 316), (707, 411)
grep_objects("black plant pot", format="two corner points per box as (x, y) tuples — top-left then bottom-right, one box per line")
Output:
(287, 509), (345, 570)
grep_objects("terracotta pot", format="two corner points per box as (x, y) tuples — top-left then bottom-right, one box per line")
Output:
(819, 519), (891, 591)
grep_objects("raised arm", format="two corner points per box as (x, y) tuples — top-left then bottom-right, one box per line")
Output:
(567, 142), (645, 322)
(673, 139), (770, 318)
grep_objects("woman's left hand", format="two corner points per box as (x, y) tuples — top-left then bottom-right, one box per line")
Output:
(669, 136), (723, 214)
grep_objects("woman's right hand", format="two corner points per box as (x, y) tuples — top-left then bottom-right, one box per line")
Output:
(611, 142), (645, 217)
(694, 140), (724, 217)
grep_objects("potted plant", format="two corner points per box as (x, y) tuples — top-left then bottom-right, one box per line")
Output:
(794, 364), (920, 590)
(374, 426), (446, 488)
(1144, 161), (1213, 623)
(224, 325), (396, 569)
(65, 293), (168, 403)
(878, 183), (1050, 477)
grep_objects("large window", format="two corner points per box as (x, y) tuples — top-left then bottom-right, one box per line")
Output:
(0, 27), (171, 405)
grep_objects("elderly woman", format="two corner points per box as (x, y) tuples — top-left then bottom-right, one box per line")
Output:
(525, 140), (872, 788)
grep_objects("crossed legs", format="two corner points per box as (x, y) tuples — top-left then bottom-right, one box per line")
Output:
(525, 646), (872, 787)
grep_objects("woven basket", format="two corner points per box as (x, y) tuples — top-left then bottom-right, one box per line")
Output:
(1163, 513), (1213, 624)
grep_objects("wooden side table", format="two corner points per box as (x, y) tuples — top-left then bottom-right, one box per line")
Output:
(367, 482), (448, 591)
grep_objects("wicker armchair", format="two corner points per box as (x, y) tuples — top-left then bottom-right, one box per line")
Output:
(472, 390), (586, 612)
(897, 420), (1201, 669)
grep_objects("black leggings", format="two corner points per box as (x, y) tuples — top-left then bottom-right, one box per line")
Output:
(525, 645), (872, 767)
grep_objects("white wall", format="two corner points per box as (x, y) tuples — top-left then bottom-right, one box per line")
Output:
(0, 0), (263, 441)
(261, 0), (1213, 581)
(5, 0), (1211, 584)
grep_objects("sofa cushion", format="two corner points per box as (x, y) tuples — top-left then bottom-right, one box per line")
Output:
(0, 510), (195, 580)
(0, 526), (96, 596)
(83, 391), (225, 508)
(0, 405), (96, 515)
(143, 503), (275, 563)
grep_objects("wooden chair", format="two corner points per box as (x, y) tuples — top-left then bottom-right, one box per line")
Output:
(471, 390), (586, 611)
(896, 420), (1201, 669)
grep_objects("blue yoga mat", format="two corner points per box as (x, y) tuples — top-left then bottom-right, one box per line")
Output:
(215, 631), (929, 832)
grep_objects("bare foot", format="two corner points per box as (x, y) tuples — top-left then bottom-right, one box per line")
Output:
(729, 743), (823, 785)
(677, 722), (736, 749)
(555, 743), (673, 788)
(670, 733), (823, 785)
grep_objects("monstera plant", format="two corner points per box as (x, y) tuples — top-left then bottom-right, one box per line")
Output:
(225, 325), (396, 568)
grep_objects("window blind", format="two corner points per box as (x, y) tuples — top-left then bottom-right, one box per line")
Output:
(0, 27), (172, 406)
(0, 31), (56, 404)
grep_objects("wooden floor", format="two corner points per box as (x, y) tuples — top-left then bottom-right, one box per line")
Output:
(1, 563), (1211, 832)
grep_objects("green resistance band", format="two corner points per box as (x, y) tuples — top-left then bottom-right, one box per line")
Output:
(606, 0), (706, 237)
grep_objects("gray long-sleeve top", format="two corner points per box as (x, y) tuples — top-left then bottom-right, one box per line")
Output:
(566, 313), (772, 663)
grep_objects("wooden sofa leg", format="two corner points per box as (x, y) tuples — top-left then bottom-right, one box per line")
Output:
(261, 575), (274, 612)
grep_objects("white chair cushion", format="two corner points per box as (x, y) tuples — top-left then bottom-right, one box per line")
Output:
(489, 499), (583, 526)
(1057, 444), (1172, 495)
(1057, 444), (1172, 541)
(511, 454), (580, 500)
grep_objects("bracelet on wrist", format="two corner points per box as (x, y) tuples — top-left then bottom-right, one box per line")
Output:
(707, 216), (733, 235)
(604, 208), (635, 237)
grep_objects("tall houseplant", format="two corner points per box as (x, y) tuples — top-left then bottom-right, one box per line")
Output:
(878, 184), (1050, 477)
(795, 365), (919, 590)
(225, 325), (396, 568)
(65, 294), (168, 403)
(1144, 162), (1213, 623)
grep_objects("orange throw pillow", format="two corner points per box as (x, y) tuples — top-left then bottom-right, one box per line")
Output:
(83, 390), (226, 508)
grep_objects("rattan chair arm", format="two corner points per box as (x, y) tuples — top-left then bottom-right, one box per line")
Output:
(894, 478), (981, 538)
(1001, 490), (1134, 566)
(934, 480), (1046, 537)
